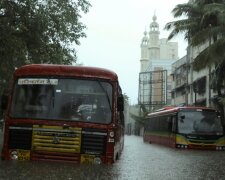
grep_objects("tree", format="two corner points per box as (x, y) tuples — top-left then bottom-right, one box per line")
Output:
(165, 0), (225, 73)
(0, 0), (91, 92)
(129, 104), (148, 126)
(164, 0), (225, 119)
(123, 93), (129, 105)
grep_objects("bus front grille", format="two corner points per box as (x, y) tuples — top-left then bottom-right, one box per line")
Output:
(32, 125), (82, 154)
(81, 129), (107, 155)
(31, 151), (80, 163)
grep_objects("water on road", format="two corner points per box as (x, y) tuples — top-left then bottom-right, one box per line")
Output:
(1, 134), (225, 180)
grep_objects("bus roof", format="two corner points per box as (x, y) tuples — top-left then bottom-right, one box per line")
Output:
(14, 64), (118, 81)
(146, 106), (217, 118)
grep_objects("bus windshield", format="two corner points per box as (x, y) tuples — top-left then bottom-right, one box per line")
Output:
(177, 110), (223, 135)
(10, 78), (112, 124)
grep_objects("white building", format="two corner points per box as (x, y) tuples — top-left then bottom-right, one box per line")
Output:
(138, 14), (179, 108)
(140, 15), (178, 73)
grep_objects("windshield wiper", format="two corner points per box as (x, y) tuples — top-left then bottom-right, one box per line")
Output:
(97, 80), (112, 111)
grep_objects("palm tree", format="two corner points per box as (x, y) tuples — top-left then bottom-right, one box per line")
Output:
(165, 0), (225, 121)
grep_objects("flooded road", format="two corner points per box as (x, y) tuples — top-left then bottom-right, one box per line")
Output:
(1, 133), (225, 180)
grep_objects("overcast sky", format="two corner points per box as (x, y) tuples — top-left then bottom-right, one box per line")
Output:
(75, 0), (188, 105)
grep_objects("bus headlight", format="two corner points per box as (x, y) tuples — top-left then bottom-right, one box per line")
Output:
(93, 157), (102, 165)
(109, 131), (114, 137)
(11, 151), (18, 160)
(216, 146), (225, 150)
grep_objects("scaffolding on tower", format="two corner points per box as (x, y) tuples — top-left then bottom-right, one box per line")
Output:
(138, 70), (167, 110)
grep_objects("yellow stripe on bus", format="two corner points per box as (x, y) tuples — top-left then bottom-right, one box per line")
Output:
(176, 134), (188, 145)
(34, 146), (80, 153)
(32, 134), (81, 140)
(32, 139), (81, 145)
(33, 125), (82, 131)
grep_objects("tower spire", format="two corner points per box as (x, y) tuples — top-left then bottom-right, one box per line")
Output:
(148, 13), (160, 59)
(140, 30), (149, 72)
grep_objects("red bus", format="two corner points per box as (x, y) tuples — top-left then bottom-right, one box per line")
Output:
(1, 64), (124, 164)
(143, 106), (225, 150)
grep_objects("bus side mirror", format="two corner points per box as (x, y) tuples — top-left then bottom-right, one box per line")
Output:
(1, 94), (8, 110)
(180, 115), (185, 123)
(117, 96), (124, 111)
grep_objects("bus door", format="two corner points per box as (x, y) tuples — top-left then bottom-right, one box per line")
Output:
(169, 115), (177, 148)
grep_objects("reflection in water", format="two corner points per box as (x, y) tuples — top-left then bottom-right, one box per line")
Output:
(1, 135), (225, 179)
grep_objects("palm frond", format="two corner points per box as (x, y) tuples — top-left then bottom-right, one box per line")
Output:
(140, 104), (148, 113)
(193, 38), (225, 71)
(190, 27), (212, 46)
(165, 19), (199, 40)
(171, 3), (194, 18)
(129, 113), (145, 125)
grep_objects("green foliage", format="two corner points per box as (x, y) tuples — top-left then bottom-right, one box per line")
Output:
(123, 93), (129, 105)
(140, 104), (148, 114)
(0, 0), (91, 92)
(129, 113), (145, 126)
(165, 0), (225, 102)
(129, 104), (148, 126)
(219, 97), (225, 105)
(165, 0), (225, 71)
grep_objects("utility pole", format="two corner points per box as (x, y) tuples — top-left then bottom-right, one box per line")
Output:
(208, 24), (212, 107)
(185, 49), (190, 106)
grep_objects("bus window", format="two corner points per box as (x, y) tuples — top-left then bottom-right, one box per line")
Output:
(171, 116), (177, 132)
(167, 116), (172, 132)
(10, 78), (112, 124)
(193, 111), (223, 133)
(178, 110), (223, 134)
(10, 84), (54, 117)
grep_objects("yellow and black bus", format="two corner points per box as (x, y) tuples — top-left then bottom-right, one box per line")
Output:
(144, 106), (225, 150)
(1, 64), (124, 164)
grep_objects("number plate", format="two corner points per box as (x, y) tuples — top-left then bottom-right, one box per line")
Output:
(80, 154), (94, 164)
(17, 150), (30, 160)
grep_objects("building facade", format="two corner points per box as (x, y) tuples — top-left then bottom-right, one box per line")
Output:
(138, 15), (178, 110)
(171, 43), (224, 108)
